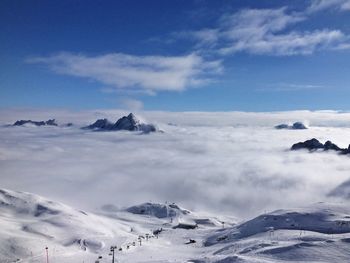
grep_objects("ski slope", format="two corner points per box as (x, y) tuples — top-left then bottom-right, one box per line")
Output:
(1, 189), (350, 263)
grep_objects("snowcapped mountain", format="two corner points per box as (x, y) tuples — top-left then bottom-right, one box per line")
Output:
(84, 113), (158, 133)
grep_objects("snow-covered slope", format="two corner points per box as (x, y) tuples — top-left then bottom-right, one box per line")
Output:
(203, 203), (350, 262)
(0, 189), (233, 263)
(2, 189), (350, 263)
(0, 189), (137, 263)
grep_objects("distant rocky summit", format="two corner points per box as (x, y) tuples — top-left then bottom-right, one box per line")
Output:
(84, 113), (158, 133)
(291, 138), (350, 154)
(274, 123), (289, 129)
(275, 122), (308, 130)
(84, 118), (114, 130)
(13, 119), (58, 126)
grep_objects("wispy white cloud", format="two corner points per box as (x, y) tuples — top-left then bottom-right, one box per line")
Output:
(221, 29), (344, 56)
(172, 28), (220, 48)
(174, 4), (350, 56)
(218, 8), (345, 56)
(307, 0), (350, 13)
(258, 83), (325, 92)
(27, 52), (222, 93)
(220, 7), (305, 40)
(331, 42), (350, 50)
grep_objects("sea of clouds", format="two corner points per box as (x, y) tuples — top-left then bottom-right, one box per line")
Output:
(1, 108), (350, 219)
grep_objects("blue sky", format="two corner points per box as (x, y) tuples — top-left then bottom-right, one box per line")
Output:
(1, 0), (350, 111)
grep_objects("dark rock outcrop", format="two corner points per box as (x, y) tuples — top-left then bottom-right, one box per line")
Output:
(152, 228), (163, 236)
(13, 119), (58, 126)
(291, 138), (324, 151)
(292, 122), (307, 130)
(83, 113), (157, 133)
(173, 223), (198, 230)
(324, 141), (342, 151)
(275, 124), (289, 129)
(112, 113), (156, 132)
(291, 138), (350, 154)
(185, 239), (197, 244)
(84, 118), (114, 130)
(275, 122), (307, 130)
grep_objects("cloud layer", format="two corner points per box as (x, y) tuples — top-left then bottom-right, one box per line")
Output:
(1, 109), (350, 219)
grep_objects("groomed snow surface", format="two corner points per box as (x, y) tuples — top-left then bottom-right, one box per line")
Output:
(1, 109), (350, 262)
(1, 189), (350, 263)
